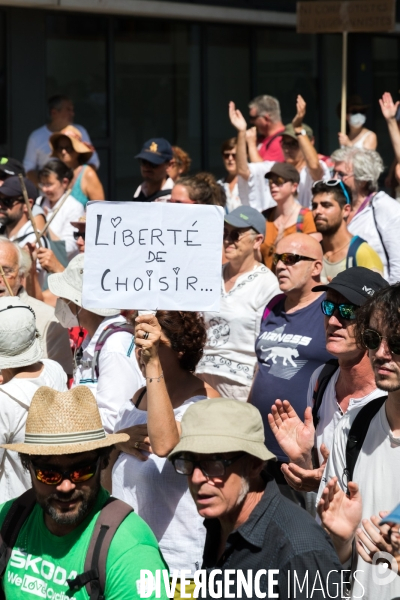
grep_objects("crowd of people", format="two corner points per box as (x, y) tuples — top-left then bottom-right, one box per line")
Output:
(0, 89), (399, 599)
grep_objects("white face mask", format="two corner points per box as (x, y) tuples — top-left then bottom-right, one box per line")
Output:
(55, 298), (80, 329)
(348, 113), (366, 128)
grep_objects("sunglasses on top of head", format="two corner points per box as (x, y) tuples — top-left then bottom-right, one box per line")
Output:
(273, 253), (316, 266)
(312, 179), (351, 205)
(32, 457), (101, 486)
(362, 328), (400, 355)
(321, 300), (358, 321)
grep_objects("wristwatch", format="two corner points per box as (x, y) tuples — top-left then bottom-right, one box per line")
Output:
(295, 128), (307, 136)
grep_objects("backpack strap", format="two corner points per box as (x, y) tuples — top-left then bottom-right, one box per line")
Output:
(262, 293), (286, 322)
(346, 236), (366, 269)
(311, 359), (340, 429)
(92, 323), (135, 379)
(67, 497), (134, 600)
(264, 131), (284, 151)
(296, 207), (308, 233)
(344, 396), (387, 494)
(0, 488), (36, 588)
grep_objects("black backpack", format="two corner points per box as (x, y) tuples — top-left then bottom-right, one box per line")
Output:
(0, 490), (133, 600)
(311, 360), (387, 492)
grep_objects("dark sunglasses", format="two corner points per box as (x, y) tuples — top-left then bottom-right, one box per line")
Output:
(268, 175), (289, 187)
(0, 196), (23, 208)
(362, 328), (400, 355)
(332, 169), (353, 180)
(321, 300), (357, 321)
(273, 253), (316, 266)
(312, 179), (351, 205)
(172, 453), (246, 478)
(32, 457), (100, 486)
(223, 152), (236, 159)
(281, 138), (299, 149)
(73, 231), (85, 241)
(223, 227), (252, 243)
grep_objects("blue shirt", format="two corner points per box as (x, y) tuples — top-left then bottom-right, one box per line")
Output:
(251, 293), (333, 461)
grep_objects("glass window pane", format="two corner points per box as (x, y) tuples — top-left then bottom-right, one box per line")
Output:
(372, 36), (399, 168)
(46, 15), (107, 140)
(256, 29), (318, 142)
(205, 24), (250, 179)
(114, 19), (201, 200)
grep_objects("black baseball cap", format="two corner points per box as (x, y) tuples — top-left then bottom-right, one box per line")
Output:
(0, 157), (25, 179)
(0, 176), (38, 201)
(265, 162), (300, 184)
(312, 267), (388, 306)
(224, 206), (266, 235)
(135, 138), (173, 165)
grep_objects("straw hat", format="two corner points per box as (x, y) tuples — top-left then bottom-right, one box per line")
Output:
(0, 297), (42, 369)
(0, 385), (129, 455)
(48, 254), (119, 318)
(168, 397), (276, 462)
(70, 215), (86, 229)
(49, 126), (93, 162)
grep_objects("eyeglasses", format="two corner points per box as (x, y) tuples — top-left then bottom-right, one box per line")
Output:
(332, 169), (354, 181)
(223, 227), (253, 243)
(0, 196), (23, 208)
(0, 265), (17, 279)
(281, 138), (299, 149)
(223, 152), (236, 159)
(32, 457), (100, 486)
(273, 253), (316, 266)
(312, 179), (351, 205)
(321, 300), (358, 321)
(73, 231), (85, 241)
(268, 175), (289, 187)
(362, 328), (400, 355)
(172, 453), (246, 478)
(56, 144), (74, 153)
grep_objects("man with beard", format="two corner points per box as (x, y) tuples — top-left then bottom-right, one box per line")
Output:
(311, 180), (383, 283)
(0, 176), (46, 246)
(316, 283), (400, 600)
(0, 385), (167, 599)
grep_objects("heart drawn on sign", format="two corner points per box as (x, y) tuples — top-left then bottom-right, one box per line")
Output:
(146, 271), (153, 277)
(173, 267), (180, 275)
(111, 217), (122, 228)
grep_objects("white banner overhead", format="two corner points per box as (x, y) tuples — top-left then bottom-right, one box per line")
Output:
(82, 201), (224, 312)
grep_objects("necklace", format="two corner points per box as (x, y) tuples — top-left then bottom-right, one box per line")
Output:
(324, 240), (350, 261)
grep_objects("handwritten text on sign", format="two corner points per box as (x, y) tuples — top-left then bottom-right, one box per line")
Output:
(82, 201), (224, 311)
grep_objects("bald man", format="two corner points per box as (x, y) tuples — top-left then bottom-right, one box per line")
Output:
(249, 233), (333, 501)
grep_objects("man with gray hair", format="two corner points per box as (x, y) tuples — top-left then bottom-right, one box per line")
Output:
(169, 398), (344, 599)
(0, 237), (72, 375)
(248, 95), (285, 161)
(332, 147), (400, 284)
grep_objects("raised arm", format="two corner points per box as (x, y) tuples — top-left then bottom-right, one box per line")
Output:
(292, 95), (323, 181)
(246, 127), (263, 163)
(134, 314), (180, 456)
(229, 101), (250, 180)
(268, 399), (315, 467)
(379, 92), (400, 164)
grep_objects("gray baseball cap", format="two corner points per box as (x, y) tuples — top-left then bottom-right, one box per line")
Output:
(224, 206), (266, 235)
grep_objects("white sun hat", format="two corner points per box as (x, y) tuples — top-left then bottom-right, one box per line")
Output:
(0, 296), (43, 369)
(48, 254), (119, 318)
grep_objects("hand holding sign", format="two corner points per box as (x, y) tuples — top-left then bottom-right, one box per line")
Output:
(135, 313), (162, 365)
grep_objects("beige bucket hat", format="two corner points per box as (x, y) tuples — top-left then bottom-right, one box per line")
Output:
(1, 385), (129, 455)
(48, 254), (119, 318)
(49, 125), (93, 162)
(169, 397), (276, 462)
(0, 297), (42, 369)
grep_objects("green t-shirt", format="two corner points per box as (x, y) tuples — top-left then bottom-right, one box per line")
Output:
(0, 487), (168, 599)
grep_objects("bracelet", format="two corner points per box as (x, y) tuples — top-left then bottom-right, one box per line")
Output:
(145, 373), (164, 383)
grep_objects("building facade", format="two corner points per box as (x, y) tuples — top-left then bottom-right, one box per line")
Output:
(1, 0), (399, 198)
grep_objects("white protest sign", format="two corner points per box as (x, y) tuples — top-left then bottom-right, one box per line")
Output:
(82, 201), (224, 311)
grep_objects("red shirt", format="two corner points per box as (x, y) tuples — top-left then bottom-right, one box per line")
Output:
(257, 128), (285, 162)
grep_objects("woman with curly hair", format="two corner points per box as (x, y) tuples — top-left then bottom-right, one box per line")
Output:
(111, 311), (218, 595)
(169, 172), (226, 207)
